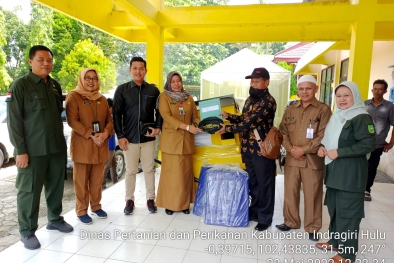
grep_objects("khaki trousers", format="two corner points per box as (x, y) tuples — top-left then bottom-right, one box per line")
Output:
(123, 141), (155, 201)
(73, 162), (105, 216)
(283, 165), (323, 233)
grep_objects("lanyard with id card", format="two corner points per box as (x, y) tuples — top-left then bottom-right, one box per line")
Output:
(86, 100), (100, 132)
(179, 101), (185, 115)
(306, 119), (314, 139)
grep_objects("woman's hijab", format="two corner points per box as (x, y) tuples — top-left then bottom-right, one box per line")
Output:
(321, 81), (368, 164)
(163, 71), (190, 102)
(72, 68), (102, 101)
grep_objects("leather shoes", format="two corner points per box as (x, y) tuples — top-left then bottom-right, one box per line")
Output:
(315, 242), (338, 251)
(308, 232), (319, 241)
(275, 223), (297, 231)
(165, 209), (174, 215)
(330, 254), (354, 263)
(182, 209), (190, 214)
(254, 223), (270, 231)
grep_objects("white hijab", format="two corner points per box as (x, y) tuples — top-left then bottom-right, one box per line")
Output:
(321, 81), (368, 164)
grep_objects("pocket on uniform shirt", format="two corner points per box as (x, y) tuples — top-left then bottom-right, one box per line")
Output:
(286, 119), (296, 132)
(29, 93), (47, 110)
(340, 191), (364, 218)
(15, 169), (34, 193)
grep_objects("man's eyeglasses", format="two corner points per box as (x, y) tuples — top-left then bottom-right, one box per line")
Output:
(84, 76), (99, 82)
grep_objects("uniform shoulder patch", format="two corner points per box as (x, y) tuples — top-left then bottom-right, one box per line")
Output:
(368, 125), (375, 134)
(5, 92), (12, 102)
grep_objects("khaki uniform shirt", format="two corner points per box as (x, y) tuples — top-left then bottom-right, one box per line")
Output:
(279, 98), (331, 170)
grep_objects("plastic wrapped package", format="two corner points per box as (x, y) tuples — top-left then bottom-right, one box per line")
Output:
(193, 165), (212, 216)
(194, 164), (249, 227)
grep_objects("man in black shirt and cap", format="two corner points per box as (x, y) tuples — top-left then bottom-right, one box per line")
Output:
(217, 67), (277, 231)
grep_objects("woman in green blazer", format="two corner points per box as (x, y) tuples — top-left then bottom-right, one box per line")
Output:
(315, 82), (375, 263)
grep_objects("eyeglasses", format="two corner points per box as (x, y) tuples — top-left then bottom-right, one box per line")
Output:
(84, 76), (99, 82)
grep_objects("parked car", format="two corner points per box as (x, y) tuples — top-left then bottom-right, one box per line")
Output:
(0, 96), (13, 167)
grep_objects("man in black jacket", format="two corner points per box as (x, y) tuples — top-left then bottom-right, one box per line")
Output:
(113, 57), (162, 215)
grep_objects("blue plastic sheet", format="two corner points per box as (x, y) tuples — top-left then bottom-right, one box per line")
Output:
(193, 165), (249, 227)
(193, 165), (212, 216)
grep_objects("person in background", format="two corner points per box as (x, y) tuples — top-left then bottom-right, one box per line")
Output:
(113, 57), (162, 215)
(66, 68), (113, 224)
(316, 81), (375, 263)
(216, 67), (277, 232)
(156, 71), (202, 215)
(277, 75), (331, 241)
(364, 79), (394, 201)
(6, 45), (73, 250)
(102, 98), (118, 190)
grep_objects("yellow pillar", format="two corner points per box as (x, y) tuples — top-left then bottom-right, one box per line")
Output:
(146, 26), (164, 91)
(347, 0), (376, 100)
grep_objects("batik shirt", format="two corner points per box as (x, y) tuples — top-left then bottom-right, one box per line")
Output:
(225, 89), (276, 157)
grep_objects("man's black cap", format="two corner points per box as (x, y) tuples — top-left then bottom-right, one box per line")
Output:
(245, 67), (270, 79)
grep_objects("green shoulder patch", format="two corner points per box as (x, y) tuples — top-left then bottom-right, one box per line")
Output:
(368, 125), (375, 134)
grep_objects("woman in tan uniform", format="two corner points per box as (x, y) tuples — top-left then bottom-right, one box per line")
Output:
(156, 71), (202, 215)
(66, 68), (113, 224)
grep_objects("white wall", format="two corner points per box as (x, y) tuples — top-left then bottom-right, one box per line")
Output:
(370, 41), (394, 179)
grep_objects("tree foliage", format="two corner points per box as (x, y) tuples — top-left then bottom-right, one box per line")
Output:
(0, 10), (12, 94)
(29, 3), (54, 48)
(1, 7), (29, 80)
(277, 61), (297, 97)
(58, 39), (116, 93)
(51, 12), (83, 79)
(0, 0), (288, 93)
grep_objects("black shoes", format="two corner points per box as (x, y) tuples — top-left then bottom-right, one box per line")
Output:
(21, 234), (41, 250)
(124, 200), (135, 215)
(165, 208), (189, 215)
(147, 199), (157, 213)
(46, 221), (74, 233)
(165, 209), (174, 215)
(254, 223), (270, 231)
(275, 223), (297, 231)
(309, 232), (319, 241)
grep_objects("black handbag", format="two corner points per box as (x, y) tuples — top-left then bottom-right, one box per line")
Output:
(140, 122), (156, 135)
(198, 117), (223, 134)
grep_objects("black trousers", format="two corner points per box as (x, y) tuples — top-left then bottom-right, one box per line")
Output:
(365, 148), (383, 193)
(244, 154), (276, 225)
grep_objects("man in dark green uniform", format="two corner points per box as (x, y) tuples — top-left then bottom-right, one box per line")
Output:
(6, 45), (73, 250)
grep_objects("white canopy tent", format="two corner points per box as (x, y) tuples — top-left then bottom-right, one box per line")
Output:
(201, 48), (291, 127)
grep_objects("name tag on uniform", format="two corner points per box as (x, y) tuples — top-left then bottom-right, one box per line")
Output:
(306, 128), (314, 139)
(92, 121), (100, 132)
(306, 119), (313, 139)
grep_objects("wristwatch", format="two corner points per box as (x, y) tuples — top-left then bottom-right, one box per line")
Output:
(90, 132), (96, 138)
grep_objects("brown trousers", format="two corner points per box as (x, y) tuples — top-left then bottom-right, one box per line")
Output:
(73, 162), (105, 216)
(283, 165), (323, 233)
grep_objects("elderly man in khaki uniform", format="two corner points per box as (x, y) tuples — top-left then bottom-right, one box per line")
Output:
(277, 75), (331, 241)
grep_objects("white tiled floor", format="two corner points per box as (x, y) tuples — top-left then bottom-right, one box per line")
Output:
(1, 172), (394, 262)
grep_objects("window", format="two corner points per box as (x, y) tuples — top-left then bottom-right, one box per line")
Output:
(320, 65), (335, 106)
(340, 58), (349, 83)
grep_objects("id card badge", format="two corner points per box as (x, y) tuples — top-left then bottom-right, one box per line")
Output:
(306, 128), (314, 139)
(92, 121), (100, 132)
(179, 106), (185, 115)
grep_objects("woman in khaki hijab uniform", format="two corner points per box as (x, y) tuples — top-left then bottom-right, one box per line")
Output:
(66, 68), (113, 224)
(156, 71), (202, 215)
